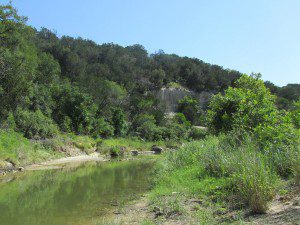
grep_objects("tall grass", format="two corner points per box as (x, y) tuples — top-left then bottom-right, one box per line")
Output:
(233, 154), (277, 213)
(0, 130), (61, 167)
(152, 132), (298, 216)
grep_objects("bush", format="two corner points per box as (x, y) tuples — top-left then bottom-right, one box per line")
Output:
(207, 74), (299, 177)
(173, 113), (191, 128)
(200, 136), (278, 213)
(254, 116), (299, 177)
(109, 146), (125, 157)
(95, 139), (110, 155)
(14, 108), (58, 139)
(137, 121), (163, 141)
(133, 114), (156, 130)
(189, 126), (208, 140)
(160, 114), (190, 141)
(70, 134), (96, 154)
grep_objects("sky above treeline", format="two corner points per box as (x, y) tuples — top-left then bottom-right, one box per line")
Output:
(3, 0), (300, 86)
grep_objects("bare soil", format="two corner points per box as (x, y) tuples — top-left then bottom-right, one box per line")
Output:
(102, 187), (300, 225)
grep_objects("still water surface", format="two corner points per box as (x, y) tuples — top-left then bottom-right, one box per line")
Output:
(0, 159), (154, 225)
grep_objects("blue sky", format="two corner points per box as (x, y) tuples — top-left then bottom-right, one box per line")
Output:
(2, 0), (300, 86)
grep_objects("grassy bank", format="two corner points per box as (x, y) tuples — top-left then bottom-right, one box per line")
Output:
(0, 130), (63, 168)
(0, 130), (168, 170)
(148, 133), (300, 224)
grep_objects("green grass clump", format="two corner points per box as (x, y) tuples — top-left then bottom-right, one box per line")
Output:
(141, 220), (156, 225)
(67, 134), (96, 154)
(233, 154), (278, 213)
(43, 133), (97, 154)
(100, 137), (168, 152)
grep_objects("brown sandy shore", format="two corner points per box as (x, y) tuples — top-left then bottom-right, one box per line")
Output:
(24, 152), (106, 171)
(0, 152), (108, 174)
(0, 150), (157, 174)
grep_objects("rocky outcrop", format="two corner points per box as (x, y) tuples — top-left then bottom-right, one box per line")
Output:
(157, 86), (213, 114)
(157, 87), (191, 113)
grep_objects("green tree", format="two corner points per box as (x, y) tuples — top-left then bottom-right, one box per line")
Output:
(0, 4), (26, 49)
(112, 108), (127, 136)
(0, 49), (34, 115)
(178, 96), (203, 125)
(207, 74), (277, 133)
(14, 108), (58, 138)
(91, 117), (114, 138)
(52, 83), (98, 134)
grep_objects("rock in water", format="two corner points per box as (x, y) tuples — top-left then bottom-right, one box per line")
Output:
(131, 150), (139, 156)
(151, 145), (163, 154)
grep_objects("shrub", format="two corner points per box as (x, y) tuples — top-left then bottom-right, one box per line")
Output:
(207, 74), (299, 178)
(173, 113), (191, 128)
(136, 119), (163, 141)
(95, 139), (111, 155)
(161, 114), (190, 141)
(189, 126), (208, 140)
(109, 146), (125, 157)
(14, 108), (58, 139)
(293, 137), (300, 186)
(254, 115), (299, 177)
(133, 114), (156, 130)
(165, 141), (202, 169)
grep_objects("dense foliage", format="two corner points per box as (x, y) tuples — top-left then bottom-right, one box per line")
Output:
(0, 3), (299, 142)
(1, 4), (300, 223)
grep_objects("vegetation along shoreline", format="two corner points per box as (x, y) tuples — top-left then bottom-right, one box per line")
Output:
(0, 3), (299, 225)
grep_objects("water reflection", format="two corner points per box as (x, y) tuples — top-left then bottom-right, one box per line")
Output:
(0, 160), (154, 225)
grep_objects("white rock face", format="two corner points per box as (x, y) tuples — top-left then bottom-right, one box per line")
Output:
(157, 86), (212, 114)
(158, 87), (191, 113)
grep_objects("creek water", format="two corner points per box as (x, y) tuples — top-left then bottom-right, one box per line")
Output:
(0, 159), (155, 225)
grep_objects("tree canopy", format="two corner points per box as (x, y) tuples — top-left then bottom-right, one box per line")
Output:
(0, 3), (299, 140)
